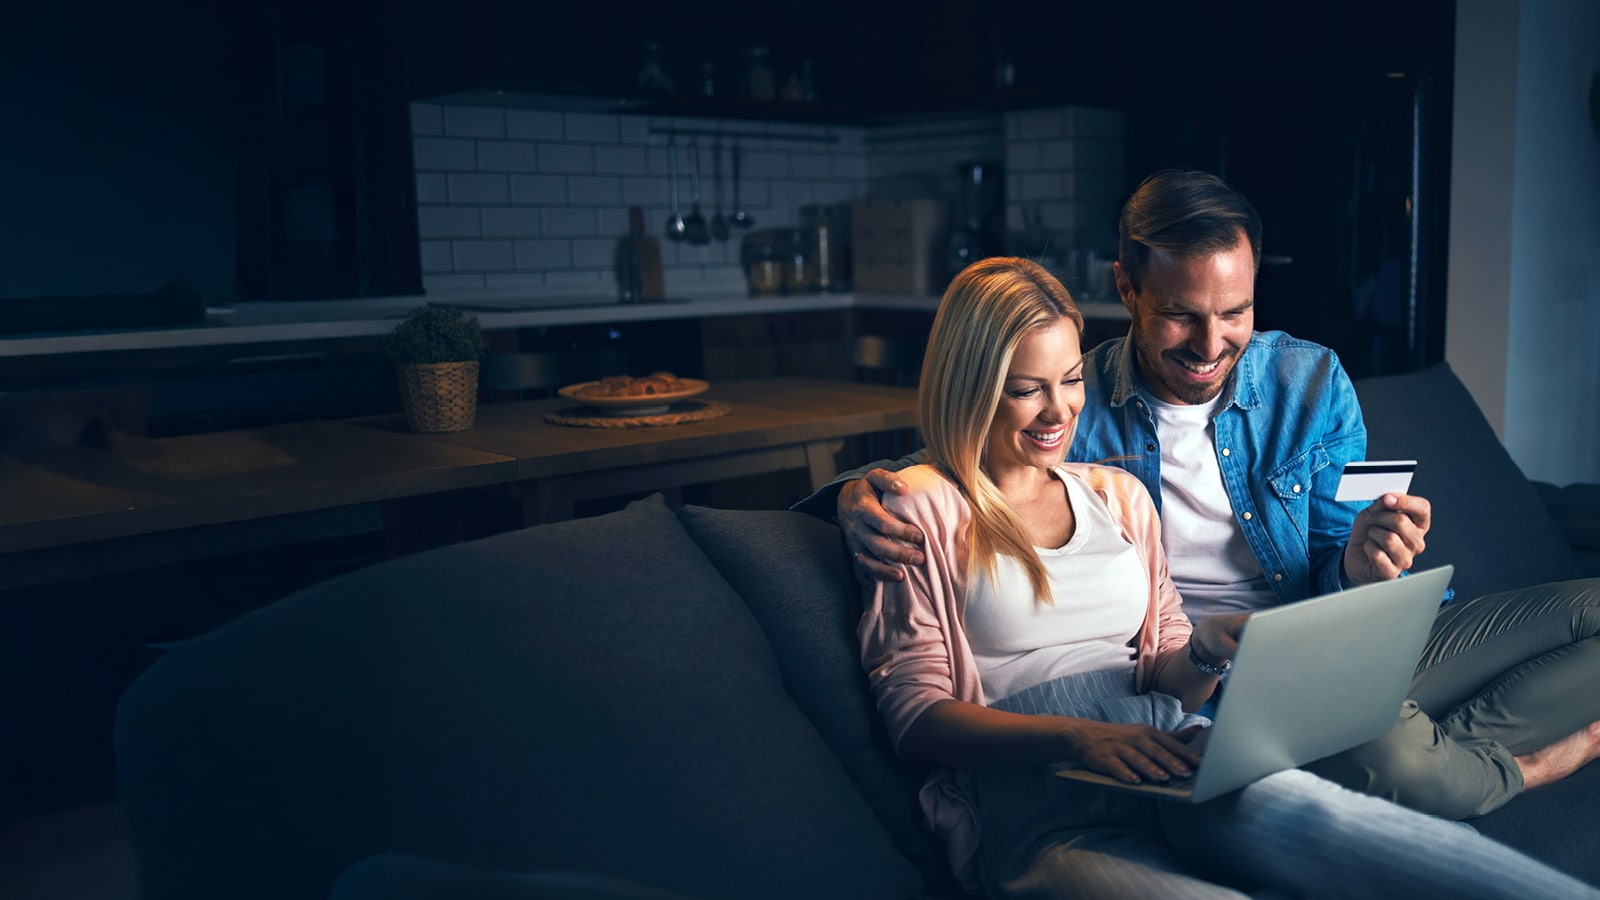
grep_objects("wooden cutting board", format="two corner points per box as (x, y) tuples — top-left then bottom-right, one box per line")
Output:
(617, 206), (665, 302)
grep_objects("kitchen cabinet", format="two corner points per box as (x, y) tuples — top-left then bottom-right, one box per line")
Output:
(395, 0), (1131, 124)
(235, 0), (421, 301)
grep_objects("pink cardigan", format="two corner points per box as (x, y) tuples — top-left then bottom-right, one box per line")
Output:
(857, 462), (1192, 886)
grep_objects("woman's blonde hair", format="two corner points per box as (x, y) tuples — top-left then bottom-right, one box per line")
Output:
(919, 257), (1084, 603)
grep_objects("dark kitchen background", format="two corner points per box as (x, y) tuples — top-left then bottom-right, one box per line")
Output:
(2, 0), (1458, 823)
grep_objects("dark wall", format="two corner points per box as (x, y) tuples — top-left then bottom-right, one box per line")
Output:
(0, 2), (238, 304)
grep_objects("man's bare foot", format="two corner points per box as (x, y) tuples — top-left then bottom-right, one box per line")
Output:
(1516, 720), (1600, 791)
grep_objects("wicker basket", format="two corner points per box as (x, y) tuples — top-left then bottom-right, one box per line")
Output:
(396, 361), (479, 432)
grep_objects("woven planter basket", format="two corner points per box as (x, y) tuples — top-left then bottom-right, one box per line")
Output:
(396, 361), (479, 432)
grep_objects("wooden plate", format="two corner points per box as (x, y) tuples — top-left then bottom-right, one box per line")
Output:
(557, 378), (710, 416)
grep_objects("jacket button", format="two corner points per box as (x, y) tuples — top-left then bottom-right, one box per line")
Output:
(1292, 483), (1301, 493)
(1273, 573), (1283, 582)
(1146, 443), (1156, 452)
(1221, 448), (1231, 457)
(1242, 511), (1253, 521)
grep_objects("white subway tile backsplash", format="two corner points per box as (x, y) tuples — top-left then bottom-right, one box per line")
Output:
(448, 173), (509, 205)
(596, 208), (630, 236)
(453, 240), (515, 271)
(506, 110), (564, 141)
(419, 241), (453, 272)
(593, 145), (648, 175)
(413, 138), (477, 172)
(812, 181), (859, 207)
(417, 102), (1121, 294)
(1070, 168), (1125, 202)
(1074, 139), (1122, 171)
(424, 273), (487, 292)
(481, 207), (543, 237)
(564, 113), (620, 144)
(618, 116), (651, 145)
(544, 270), (606, 287)
(567, 175), (623, 205)
(742, 150), (789, 179)
(571, 238), (615, 268)
(537, 143), (594, 174)
(1037, 139), (1076, 169)
(444, 106), (505, 138)
(415, 173), (449, 204)
(410, 103), (442, 136)
(832, 155), (868, 181)
(515, 239), (572, 269)
(788, 154), (831, 179)
(623, 175), (670, 207)
(1019, 172), (1064, 201)
(484, 272), (547, 289)
(416, 206), (481, 238)
(510, 174), (567, 205)
(1012, 108), (1065, 141)
(541, 207), (598, 236)
(477, 141), (541, 172)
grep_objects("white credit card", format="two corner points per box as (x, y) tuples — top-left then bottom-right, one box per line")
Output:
(1335, 460), (1417, 502)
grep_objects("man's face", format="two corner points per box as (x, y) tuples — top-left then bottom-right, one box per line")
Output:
(1115, 239), (1256, 405)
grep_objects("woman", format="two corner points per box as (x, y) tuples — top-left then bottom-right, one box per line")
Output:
(860, 257), (1596, 899)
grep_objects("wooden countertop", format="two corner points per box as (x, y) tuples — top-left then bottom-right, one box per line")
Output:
(0, 377), (917, 559)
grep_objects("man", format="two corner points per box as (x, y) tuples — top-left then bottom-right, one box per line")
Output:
(801, 168), (1600, 819)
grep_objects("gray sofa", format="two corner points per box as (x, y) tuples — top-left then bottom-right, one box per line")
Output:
(114, 362), (1599, 900)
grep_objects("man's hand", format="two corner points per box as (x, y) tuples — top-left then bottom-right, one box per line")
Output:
(837, 469), (925, 583)
(1342, 492), (1431, 585)
(1190, 612), (1248, 668)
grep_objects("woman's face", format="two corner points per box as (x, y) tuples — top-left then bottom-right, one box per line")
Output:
(985, 317), (1085, 478)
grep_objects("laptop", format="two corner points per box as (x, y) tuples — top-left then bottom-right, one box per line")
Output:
(1054, 565), (1454, 803)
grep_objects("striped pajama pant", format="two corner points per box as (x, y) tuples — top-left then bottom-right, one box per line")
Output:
(971, 670), (1596, 899)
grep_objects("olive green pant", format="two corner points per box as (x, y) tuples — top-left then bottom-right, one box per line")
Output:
(1304, 578), (1600, 819)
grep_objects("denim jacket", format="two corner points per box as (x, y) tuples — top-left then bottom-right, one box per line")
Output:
(1069, 330), (1366, 604)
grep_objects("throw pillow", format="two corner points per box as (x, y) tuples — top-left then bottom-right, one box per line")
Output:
(677, 505), (959, 897)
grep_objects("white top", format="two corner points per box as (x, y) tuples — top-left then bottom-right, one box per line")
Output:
(1146, 393), (1276, 620)
(965, 468), (1148, 704)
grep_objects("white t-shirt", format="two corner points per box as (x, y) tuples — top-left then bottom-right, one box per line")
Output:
(965, 468), (1149, 704)
(1145, 393), (1276, 620)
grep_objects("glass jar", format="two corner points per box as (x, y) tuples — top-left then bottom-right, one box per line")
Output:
(742, 229), (786, 297)
(740, 46), (775, 101)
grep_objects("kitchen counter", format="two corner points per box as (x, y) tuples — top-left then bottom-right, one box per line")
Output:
(0, 291), (1129, 358)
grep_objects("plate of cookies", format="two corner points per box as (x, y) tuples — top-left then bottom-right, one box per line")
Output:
(557, 372), (709, 416)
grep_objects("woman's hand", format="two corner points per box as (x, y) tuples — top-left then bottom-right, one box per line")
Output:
(1063, 720), (1206, 784)
(838, 469), (925, 582)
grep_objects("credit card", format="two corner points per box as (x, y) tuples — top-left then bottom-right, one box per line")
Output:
(1334, 460), (1417, 502)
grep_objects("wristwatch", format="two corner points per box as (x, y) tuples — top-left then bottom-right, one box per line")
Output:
(1188, 641), (1232, 678)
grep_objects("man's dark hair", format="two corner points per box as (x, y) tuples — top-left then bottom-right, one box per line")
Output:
(1117, 168), (1263, 292)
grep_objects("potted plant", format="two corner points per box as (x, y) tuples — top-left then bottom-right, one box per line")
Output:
(384, 304), (487, 432)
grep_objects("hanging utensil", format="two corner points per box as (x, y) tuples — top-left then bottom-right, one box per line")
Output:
(665, 136), (688, 241)
(729, 137), (754, 229)
(710, 138), (730, 242)
(683, 139), (710, 245)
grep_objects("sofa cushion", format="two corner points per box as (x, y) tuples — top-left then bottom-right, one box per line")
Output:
(677, 506), (959, 897)
(116, 494), (921, 900)
(1353, 362), (1585, 601)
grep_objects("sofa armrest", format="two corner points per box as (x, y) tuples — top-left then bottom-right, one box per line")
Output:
(1532, 481), (1600, 576)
